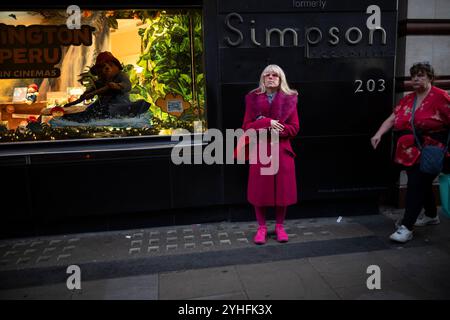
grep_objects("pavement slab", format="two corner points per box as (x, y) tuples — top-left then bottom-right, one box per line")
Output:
(159, 266), (244, 300)
(0, 212), (449, 300)
(236, 259), (339, 300)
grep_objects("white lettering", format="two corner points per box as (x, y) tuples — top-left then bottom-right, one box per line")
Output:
(171, 131), (192, 165)
(66, 5), (81, 30)
(170, 128), (279, 175)
(203, 128), (223, 164)
(66, 265), (81, 290)
(178, 304), (212, 318)
(366, 5), (381, 30)
(366, 265), (381, 290)
(293, 0), (327, 9)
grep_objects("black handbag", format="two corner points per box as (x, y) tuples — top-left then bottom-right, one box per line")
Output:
(420, 145), (446, 175)
(411, 97), (450, 175)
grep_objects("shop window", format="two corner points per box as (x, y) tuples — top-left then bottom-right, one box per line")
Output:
(0, 9), (206, 143)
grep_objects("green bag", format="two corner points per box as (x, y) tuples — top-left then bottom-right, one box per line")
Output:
(439, 174), (450, 218)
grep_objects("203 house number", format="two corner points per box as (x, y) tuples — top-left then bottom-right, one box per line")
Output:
(354, 79), (386, 93)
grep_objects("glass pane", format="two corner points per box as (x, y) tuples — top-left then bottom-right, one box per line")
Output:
(0, 8), (206, 143)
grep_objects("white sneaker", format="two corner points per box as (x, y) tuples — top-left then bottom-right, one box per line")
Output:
(390, 225), (413, 243)
(414, 214), (440, 227)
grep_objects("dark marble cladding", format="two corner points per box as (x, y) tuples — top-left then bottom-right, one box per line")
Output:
(218, 51), (395, 83)
(223, 134), (392, 203)
(221, 80), (394, 136)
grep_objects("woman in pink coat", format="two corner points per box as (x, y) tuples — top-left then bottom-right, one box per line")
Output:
(241, 64), (299, 245)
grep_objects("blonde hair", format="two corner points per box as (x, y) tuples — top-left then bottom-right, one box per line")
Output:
(253, 64), (298, 95)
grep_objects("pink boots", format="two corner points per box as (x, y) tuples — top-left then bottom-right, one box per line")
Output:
(254, 226), (267, 245)
(254, 225), (289, 244)
(275, 224), (289, 242)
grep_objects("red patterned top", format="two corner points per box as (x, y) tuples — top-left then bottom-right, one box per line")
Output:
(393, 86), (450, 166)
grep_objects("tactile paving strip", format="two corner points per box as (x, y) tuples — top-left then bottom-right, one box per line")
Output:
(0, 237), (80, 269)
(124, 217), (372, 256)
(0, 217), (373, 271)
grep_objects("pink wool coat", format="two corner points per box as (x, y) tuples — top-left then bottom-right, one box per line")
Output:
(241, 90), (299, 206)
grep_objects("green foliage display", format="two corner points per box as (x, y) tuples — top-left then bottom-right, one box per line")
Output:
(133, 10), (206, 130)
(77, 9), (206, 132)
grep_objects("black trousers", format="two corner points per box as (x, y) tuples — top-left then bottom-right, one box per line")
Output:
(401, 165), (439, 230)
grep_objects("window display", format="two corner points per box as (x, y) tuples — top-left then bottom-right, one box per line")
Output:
(0, 9), (206, 142)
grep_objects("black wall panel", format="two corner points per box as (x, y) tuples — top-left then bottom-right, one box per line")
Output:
(207, 0), (398, 203)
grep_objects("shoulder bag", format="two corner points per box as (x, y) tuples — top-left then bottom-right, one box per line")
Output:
(411, 96), (450, 176)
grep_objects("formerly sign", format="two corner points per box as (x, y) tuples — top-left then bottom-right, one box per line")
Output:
(0, 24), (94, 79)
